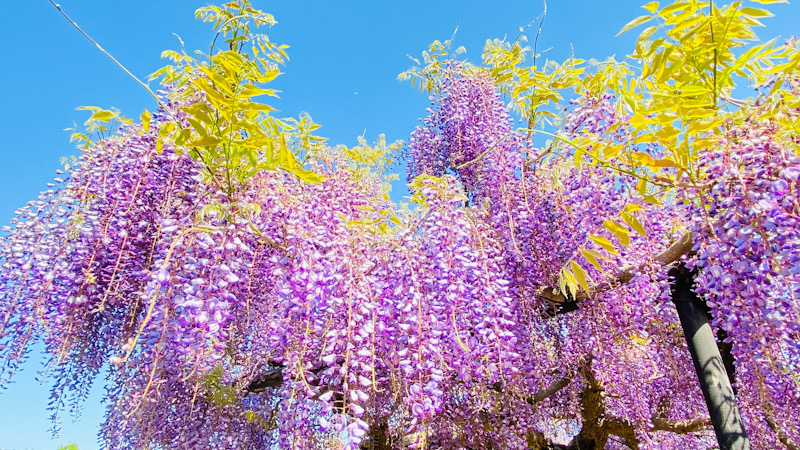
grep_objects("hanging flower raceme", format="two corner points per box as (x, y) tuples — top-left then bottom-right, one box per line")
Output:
(689, 120), (800, 448)
(1, 82), (525, 448)
(403, 67), (718, 447)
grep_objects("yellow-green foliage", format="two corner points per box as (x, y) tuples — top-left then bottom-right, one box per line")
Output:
(404, 0), (800, 298)
(148, 0), (321, 197)
(204, 364), (239, 407)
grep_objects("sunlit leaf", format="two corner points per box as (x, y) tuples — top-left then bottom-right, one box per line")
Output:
(570, 260), (591, 293)
(604, 220), (631, 246)
(642, 1), (660, 13)
(287, 167), (324, 183)
(190, 135), (222, 147)
(617, 15), (654, 37)
(622, 212), (647, 236)
(590, 234), (620, 256)
(559, 267), (578, 298)
(740, 7), (774, 17)
(89, 110), (115, 123)
(186, 118), (208, 136)
(141, 109), (151, 133)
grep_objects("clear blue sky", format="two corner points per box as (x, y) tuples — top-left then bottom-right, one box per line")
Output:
(0, 1), (797, 449)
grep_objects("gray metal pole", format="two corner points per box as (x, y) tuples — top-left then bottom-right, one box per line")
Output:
(670, 264), (749, 450)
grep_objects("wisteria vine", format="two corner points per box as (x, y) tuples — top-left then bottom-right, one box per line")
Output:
(2, 2), (800, 449)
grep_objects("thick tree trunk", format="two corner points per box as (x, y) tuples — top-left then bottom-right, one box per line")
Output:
(360, 421), (392, 450)
(670, 264), (749, 450)
(563, 367), (639, 450)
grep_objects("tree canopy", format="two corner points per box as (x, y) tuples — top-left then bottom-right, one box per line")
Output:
(1, 0), (798, 448)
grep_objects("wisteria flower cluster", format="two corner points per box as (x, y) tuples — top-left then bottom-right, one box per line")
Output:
(0, 81), (524, 448)
(688, 119), (800, 448)
(405, 68), (719, 448)
(2, 15), (800, 448)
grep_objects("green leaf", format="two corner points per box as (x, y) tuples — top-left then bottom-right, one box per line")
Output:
(160, 49), (184, 62)
(559, 267), (578, 298)
(240, 84), (278, 98)
(740, 7), (774, 17)
(676, 85), (711, 97)
(623, 204), (643, 213)
(187, 104), (215, 127)
(245, 410), (268, 430)
(621, 212), (647, 237)
(653, 158), (679, 167)
(726, 39), (777, 77)
(159, 121), (176, 137)
(642, 1), (660, 13)
(616, 15), (653, 37)
(630, 152), (657, 166)
(189, 135), (221, 147)
(659, 2), (690, 17)
(636, 25), (659, 45)
(186, 118), (209, 136)
(199, 65), (234, 96)
(141, 109), (151, 133)
(175, 128), (190, 146)
(277, 133), (296, 169)
(580, 248), (606, 271)
(570, 260), (591, 293)
(590, 234), (620, 256)
(242, 101), (276, 112)
(287, 167), (324, 183)
(643, 195), (660, 205)
(604, 220), (631, 246)
(89, 110), (115, 123)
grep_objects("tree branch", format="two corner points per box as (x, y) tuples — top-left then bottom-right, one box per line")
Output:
(527, 377), (571, 405)
(48, 1), (169, 111)
(765, 411), (800, 450)
(488, 376), (572, 408)
(243, 362), (329, 393)
(651, 416), (710, 434)
(244, 364), (285, 392)
(541, 231), (694, 310)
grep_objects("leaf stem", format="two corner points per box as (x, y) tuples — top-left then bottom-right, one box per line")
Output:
(49, 1), (170, 113)
(528, 129), (673, 188)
